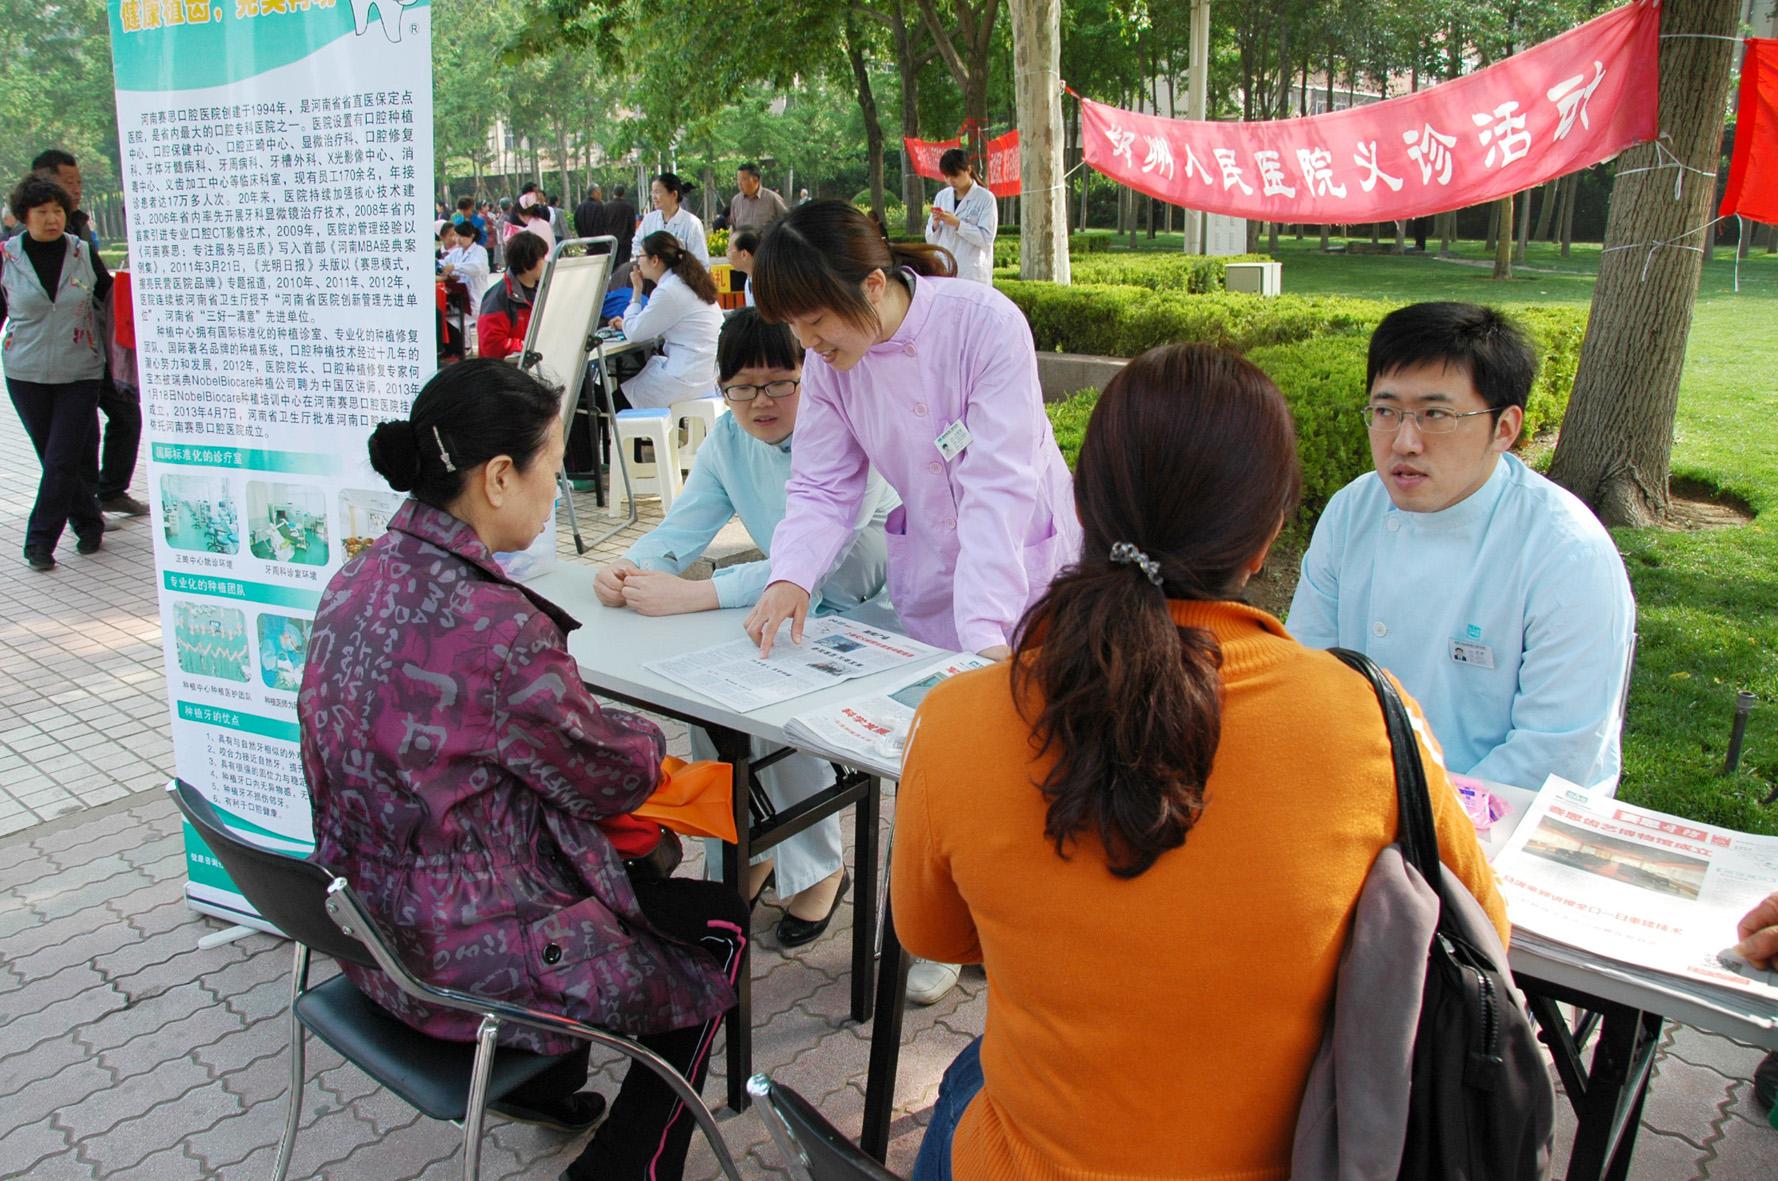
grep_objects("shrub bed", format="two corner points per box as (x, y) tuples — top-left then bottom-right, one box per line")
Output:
(997, 251), (1274, 293)
(1033, 288), (1586, 525)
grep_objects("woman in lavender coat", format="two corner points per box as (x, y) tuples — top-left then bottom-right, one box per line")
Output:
(299, 360), (744, 1181)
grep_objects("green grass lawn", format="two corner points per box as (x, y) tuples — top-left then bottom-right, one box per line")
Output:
(1234, 238), (1778, 831)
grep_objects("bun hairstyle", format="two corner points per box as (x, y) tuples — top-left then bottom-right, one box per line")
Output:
(653, 172), (693, 206)
(640, 230), (718, 304)
(367, 359), (562, 508)
(751, 199), (956, 336)
(1011, 344), (1302, 879)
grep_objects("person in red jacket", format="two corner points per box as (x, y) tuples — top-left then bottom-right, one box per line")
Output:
(477, 230), (548, 359)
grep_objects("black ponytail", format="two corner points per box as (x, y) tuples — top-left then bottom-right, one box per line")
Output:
(1011, 344), (1302, 878)
(367, 359), (561, 509)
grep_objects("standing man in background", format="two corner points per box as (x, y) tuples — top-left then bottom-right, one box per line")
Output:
(925, 148), (997, 286)
(598, 183), (638, 274)
(574, 184), (604, 239)
(728, 163), (787, 231)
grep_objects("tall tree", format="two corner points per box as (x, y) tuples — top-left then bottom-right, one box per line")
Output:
(1547, 0), (1741, 525)
(915, 0), (1004, 165)
(1011, 0), (1069, 281)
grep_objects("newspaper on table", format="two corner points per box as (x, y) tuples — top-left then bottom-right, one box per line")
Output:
(785, 654), (995, 764)
(646, 617), (940, 712)
(1492, 778), (1778, 1013)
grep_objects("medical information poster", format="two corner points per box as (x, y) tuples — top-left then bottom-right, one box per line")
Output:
(109, 0), (433, 921)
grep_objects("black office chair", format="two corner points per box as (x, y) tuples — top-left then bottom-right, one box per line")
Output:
(168, 780), (743, 1181)
(748, 1073), (904, 1180)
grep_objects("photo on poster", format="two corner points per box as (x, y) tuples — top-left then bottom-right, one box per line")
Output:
(340, 489), (406, 560)
(160, 475), (240, 555)
(173, 603), (252, 683)
(246, 481), (331, 566)
(256, 613), (313, 692)
(1523, 814), (1710, 902)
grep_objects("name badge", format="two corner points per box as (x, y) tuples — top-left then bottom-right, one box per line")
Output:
(1450, 639), (1495, 669)
(934, 419), (973, 464)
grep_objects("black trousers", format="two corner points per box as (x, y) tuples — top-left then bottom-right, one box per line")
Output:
(79, 378), (143, 501)
(529, 876), (747, 1181)
(7, 377), (104, 554)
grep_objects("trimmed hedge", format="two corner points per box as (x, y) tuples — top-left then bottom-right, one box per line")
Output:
(997, 251), (1274, 293)
(1003, 282), (1386, 357)
(1033, 288), (1587, 525)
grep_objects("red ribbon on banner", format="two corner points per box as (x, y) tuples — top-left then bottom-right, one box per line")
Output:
(1721, 39), (1778, 224)
(1080, 0), (1658, 222)
(904, 130), (1023, 197)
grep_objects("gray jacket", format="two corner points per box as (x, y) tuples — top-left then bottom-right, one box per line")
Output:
(1, 233), (104, 383)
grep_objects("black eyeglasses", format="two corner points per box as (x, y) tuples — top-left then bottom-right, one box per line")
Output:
(720, 379), (801, 404)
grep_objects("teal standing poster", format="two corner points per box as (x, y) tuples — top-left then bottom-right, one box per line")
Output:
(108, 0), (434, 925)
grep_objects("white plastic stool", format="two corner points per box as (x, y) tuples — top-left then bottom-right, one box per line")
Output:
(671, 396), (729, 477)
(612, 408), (682, 517)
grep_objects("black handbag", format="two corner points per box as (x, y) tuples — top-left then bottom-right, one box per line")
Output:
(1293, 649), (1555, 1181)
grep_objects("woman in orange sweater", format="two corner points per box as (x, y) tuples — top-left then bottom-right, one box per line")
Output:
(892, 343), (1509, 1181)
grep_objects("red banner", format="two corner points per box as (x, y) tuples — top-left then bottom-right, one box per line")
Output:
(904, 130), (1022, 197)
(1080, 0), (1658, 222)
(1721, 39), (1778, 224)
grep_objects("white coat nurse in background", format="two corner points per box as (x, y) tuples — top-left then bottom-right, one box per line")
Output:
(924, 147), (997, 286)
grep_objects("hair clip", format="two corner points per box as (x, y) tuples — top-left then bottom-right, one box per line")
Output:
(432, 426), (456, 473)
(1109, 541), (1164, 586)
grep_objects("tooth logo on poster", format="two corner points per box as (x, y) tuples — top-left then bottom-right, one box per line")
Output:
(349, 0), (421, 42)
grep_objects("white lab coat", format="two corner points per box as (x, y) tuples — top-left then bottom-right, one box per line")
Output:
(925, 180), (998, 285)
(619, 271), (723, 409)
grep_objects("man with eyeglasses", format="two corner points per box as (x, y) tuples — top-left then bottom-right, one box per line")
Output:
(1287, 301), (1635, 793)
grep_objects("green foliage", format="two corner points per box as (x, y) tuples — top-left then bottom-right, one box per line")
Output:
(1000, 282), (1386, 357)
(1045, 388), (1100, 467)
(1029, 283), (1587, 523)
(707, 228), (729, 257)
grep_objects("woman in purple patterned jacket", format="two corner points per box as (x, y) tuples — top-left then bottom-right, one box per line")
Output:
(299, 360), (746, 1181)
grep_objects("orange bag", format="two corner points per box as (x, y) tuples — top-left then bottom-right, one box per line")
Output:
(631, 757), (737, 843)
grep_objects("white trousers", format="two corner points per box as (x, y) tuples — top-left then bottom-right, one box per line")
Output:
(689, 728), (845, 898)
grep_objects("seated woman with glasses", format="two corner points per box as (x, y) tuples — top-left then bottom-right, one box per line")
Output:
(891, 343), (1508, 1181)
(605, 229), (723, 410)
(594, 309), (896, 945)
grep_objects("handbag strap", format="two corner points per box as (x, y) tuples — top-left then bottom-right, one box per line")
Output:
(1330, 648), (1444, 887)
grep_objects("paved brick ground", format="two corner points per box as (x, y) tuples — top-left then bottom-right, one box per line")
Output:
(2, 391), (1775, 1178)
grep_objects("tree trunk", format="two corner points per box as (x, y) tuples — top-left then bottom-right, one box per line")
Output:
(1320, 224), (1330, 252)
(1560, 171), (1578, 256)
(1492, 195), (1513, 278)
(893, 3), (928, 235)
(700, 165), (717, 225)
(1533, 178), (1559, 240)
(845, 14), (888, 228)
(1438, 210), (1454, 256)
(1514, 184), (1533, 264)
(1548, 0), (1740, 526)
(1011, 0), (1069, 282)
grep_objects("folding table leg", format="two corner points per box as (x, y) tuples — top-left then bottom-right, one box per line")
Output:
(861, 891), (910, 1162)
(850, 774), (881, 1023)
(715, 725), (753, 1114)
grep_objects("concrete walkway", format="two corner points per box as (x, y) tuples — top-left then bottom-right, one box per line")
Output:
(1, 403), (1775, 1178)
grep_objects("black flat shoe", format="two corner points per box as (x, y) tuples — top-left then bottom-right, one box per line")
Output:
(748, 869), (776, 912)
(24, 549), (55, 572)
(75, 533), (103, 555)
(490, 1088), (607, 1133)
(775, 871), (850, 948)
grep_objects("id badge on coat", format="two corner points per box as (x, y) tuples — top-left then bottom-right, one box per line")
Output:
(934, 419), (973, 463)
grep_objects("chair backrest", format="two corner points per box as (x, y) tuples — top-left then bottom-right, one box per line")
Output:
(167, 780), (378, 969)
(748, 1075), (903, 1181)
